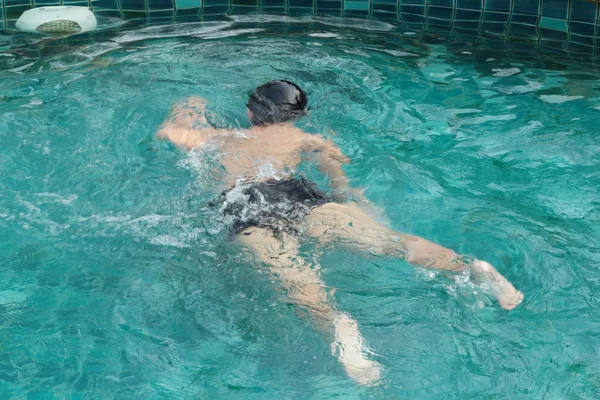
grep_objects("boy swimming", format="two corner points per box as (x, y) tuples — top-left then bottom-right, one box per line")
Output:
(158, 80), (524, 386)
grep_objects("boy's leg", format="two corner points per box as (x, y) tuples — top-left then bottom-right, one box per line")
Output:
(306, 203), (524, 310)
(238, 226), (382, 386)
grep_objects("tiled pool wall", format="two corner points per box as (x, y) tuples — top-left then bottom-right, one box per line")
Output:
(1, 0), (599, 51)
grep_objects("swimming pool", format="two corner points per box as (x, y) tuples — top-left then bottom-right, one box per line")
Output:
(1, 16), (600, 398)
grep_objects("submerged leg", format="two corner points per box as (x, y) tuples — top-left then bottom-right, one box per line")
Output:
(306, 203), (524, 310)
(238, 227), (382, 386)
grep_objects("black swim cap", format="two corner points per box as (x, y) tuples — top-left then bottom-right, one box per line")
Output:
(247, 80), (308, 126)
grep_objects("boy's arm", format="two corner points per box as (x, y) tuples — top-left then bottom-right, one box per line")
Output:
(304, 136), (374, 203)
(157, 97), (226, 151)
(304, 135), (389, 223)
(303, 136), (350, 201)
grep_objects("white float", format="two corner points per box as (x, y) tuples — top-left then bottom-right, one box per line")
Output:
(16, 6), (97, 34)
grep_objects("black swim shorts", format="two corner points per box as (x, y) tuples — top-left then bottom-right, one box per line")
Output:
(212, 176), (328, 235)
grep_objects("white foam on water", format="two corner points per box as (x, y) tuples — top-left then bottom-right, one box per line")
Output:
(538, 95), (585, 104)
(515, 120), (544, 135)
(309, 32), (340, 38)
(379, 49), (419, 57)
(8, 62), (35, 73)
(203, 28), (265, 39)
(430, 71), (455, 78)
(458, 114), (516, 126)
(149, 235), (191, 248)
(344, 49), (370, 57)
(93, 16), (127, 32)
(77, 211), (209, 248)
(450, 108), (481, 115)
(313, 16), (395, 32)
(492, 67), (521, 77)
(114, 21), (234, 43)
(230, 14), (311, 24)
(177, 144), (223, 185)
(20, 98), (43, 108)
(75, 42), (121, 58)
(497, 81), (544, 95)
(415, 267), (440, 280)
(230, 14), (394, 31)
(35, 192), (78, 205)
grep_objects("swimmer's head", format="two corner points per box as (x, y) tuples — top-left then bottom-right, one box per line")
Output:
(247, 80), (308, 126)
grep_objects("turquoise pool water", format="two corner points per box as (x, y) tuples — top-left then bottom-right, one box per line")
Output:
(1, 17), (599, 398)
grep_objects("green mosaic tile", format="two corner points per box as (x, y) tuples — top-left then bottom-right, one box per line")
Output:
(513, 0), (539, 16)
(288, 0), (313, 12)
(202, 0), (229, 14)
(148, 0), (174, 10)
(539, 15), (567, 32)
(453, 20), (479, 31)
(4, 5), (31, 20)
(175, 7), (201, 15)
(482, 10), (509, 23)
(569, 32), (594, 47)
(230, 5), (259, 13)
(511, 13), (538, 26)
(34, 0), (62, 6)
(261, 0), (286, 9)
(570, 1), (597, 24)
(371, 0), (396, 14)
(428, 5), (453, 21)
(508, 22), (538, 39)
(62, 0), (90, 5)
(231, 0), (257, 13)
(400, 4), (425, 16)
(480, 20), (508, 33)
(566, 42), (594, 55)
(91, 0), (118, 10)
(541, 0), (568, 20)
(344, 0), (368, 10)
(176, 0), (200, 8)
(484, 0), (510, 13)
(455, 0), (481, 11)
(455, 8), (480, 21)
(402, 0), (425, 6)
(317, 0), (342, 12)
(149, 9), (174, 16)
(121, 0), (147, 11)
(570, 21), (595, 37)
(122, 10), (149, 17)
(93, 9), (123, 17)
(232, 0), (257, 7)
(4, 0), (29, 7)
